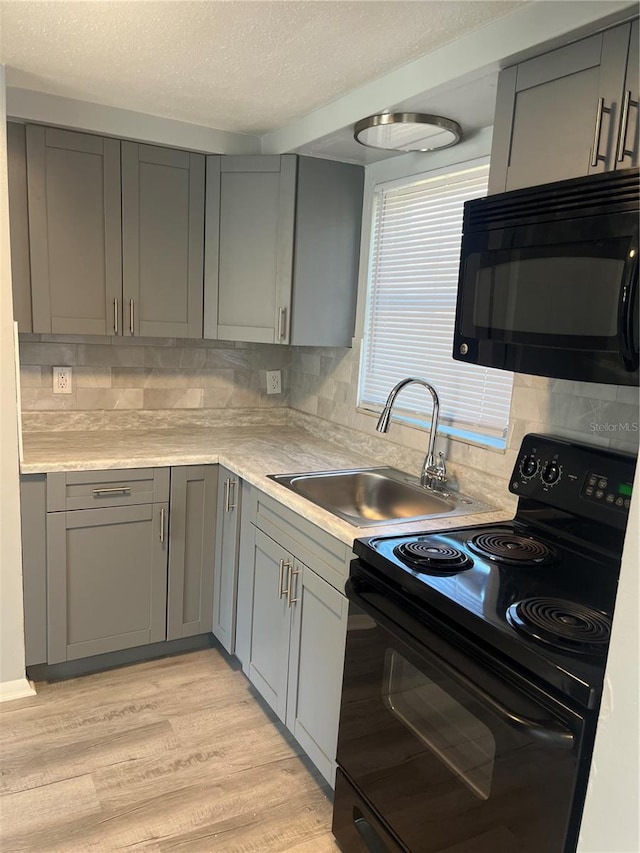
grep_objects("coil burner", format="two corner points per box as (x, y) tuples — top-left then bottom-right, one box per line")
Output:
(393, 541), (473, 574)
(507, 597), (611, 653)
(468, 531), (555, 566)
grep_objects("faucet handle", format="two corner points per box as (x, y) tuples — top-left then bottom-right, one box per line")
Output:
(438, 451), (447, 478)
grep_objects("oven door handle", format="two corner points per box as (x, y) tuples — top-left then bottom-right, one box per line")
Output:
(346, 581), (576, 752)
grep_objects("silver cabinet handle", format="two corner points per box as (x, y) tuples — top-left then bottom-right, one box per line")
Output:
(617, 89), (638, 162)
(92, 486), (131, 497)
(160, 507), (166, 543)
(278, 558), (291, 599)
(278, 306), (287, 340)
(591, 97), (611, 167)
(113, 297), (118, 335)
(287, 564), (300, 608)
(225, 478), (238, 512)
(129, 298), (135, 335)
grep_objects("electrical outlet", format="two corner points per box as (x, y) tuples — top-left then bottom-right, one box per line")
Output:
(266, 370), (282, 395)
(53, 366), (73, 394)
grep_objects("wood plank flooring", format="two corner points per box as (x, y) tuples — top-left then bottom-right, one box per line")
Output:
(0, 647), (341, 852)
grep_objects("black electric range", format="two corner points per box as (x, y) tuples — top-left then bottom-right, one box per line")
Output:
(333, 433), (636, 853)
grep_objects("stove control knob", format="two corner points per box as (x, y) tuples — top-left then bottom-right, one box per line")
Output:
(542, 460), (562, 486)
(519, 454), (539, 479)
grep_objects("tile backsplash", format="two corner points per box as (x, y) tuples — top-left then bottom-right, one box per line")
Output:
(19, 335), (291, 411)
(19, 332), (638, 499)
(289, 339), (639, 493)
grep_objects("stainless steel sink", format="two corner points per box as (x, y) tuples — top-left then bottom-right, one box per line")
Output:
(268, 467), (493, 526)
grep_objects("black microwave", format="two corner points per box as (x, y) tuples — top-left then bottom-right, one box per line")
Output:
(453, 168), (639, 386)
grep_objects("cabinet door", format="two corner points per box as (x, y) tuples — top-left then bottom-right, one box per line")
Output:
(286, 563), (348, 787)
(248, 529), (292, 721)
(489, 24), (631, 193)
(20, 475), (47, 666)
(167, 466), (217, 641)
(122, 142), (204, 338)
(7, 123), (32, 331)
(616, 19), (639, 169)
(26, 125), (122, 334)
(47, 503), (168, 663)
(204, 155), (296, 343)
(212, 466), (242, 653)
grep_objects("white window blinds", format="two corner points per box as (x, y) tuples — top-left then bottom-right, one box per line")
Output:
(359, 164), (513, 445)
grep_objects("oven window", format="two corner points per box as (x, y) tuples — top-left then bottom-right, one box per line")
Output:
(383, 650), (495, 800)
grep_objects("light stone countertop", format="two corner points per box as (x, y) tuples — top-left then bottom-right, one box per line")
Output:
(21, 423), (511, 546)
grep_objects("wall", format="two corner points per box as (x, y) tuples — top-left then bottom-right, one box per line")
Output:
(0, 67), (31, 701)
(19, 335), (290, 412)
(578, 475), (640, 853)
(289, 340), (640, 496)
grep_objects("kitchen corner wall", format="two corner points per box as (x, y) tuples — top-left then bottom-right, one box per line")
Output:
(289, 339), (640, 494)
(19, 335), (291, 411)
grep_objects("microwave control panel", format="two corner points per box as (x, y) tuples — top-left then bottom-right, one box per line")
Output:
(510, 434), (635, 528)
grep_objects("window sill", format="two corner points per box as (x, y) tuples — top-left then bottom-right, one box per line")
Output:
(356, 405), (508, 453)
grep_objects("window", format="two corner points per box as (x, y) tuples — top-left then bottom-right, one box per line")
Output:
(359, 164), (513, 448)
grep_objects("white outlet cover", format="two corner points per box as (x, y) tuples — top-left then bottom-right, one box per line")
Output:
(53, 366), (73, 394)
(266, 370), (282, 395)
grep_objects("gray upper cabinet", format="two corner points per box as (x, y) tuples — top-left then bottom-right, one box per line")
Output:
(617, 19), (639, 169)
(26, 125), (122, 334)
(204, 154), (363, 346)
(122, 143), (205, 338)
(212, 466), (242, 654)
(21, 125), (205, 338)
(167, 465), (218, 641)
(7, 123), (33, 332)
(489, 21), (637, 194)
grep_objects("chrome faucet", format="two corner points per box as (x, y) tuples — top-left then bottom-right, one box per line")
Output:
(376, 377), (448, 492)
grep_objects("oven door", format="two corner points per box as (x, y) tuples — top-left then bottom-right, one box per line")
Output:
(335, 573), (587, 853)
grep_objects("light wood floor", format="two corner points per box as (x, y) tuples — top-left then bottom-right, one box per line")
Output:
(0, 647), (341, 852)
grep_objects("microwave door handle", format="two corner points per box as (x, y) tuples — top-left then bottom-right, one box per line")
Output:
(618, 251), (639, 371)
(347, 581), (575, 751)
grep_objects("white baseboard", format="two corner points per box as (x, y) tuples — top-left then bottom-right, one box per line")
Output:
(0, 677), (36, 703)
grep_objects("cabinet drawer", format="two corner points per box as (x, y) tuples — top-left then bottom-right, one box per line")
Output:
(254, 488), (350, 593)
(47, 468), (170, 511)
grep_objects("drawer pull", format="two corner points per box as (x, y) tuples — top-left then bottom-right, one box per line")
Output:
(287, 565), (300, 608)
(92, 486), (131, 497)
(278, 559), (291, 599)
(617, 89), (638, 162)
(590, 97), (611, 167)
(225, 478), (238, 512)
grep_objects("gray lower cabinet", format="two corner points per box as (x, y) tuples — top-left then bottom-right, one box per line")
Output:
(167, 465), (218, 640)
(237, 485), (350, 786)
(26, 124), (122, 335)
(285, 560), (348, 786)
(47, 501), (169, 663)
(37, 465), (218, 666)
(122, 142), (205, 339)
(204, 154), (363, 346)
(212, 467), (242, 653)
(489, 20), (638, 193)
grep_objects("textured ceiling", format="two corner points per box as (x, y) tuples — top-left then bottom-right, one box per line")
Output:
(0, 1), (524, 135)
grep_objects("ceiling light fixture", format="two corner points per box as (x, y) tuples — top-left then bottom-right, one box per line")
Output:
(354, 112), (462, 152)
